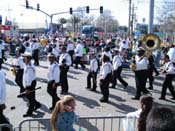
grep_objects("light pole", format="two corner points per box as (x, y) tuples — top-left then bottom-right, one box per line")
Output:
(148, 0), (154, 34)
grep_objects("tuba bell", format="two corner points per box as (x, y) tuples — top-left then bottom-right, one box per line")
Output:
(142, 34), (161, 51)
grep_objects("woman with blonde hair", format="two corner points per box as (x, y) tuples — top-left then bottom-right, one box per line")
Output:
(50, 95), (77, 131)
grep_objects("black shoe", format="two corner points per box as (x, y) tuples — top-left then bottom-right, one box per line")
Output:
(131, 97), (140, 100)
(109, 85), (115, 88)
(34, 103), (41, 111)
(60, 91), (68, 95)
(148, 87), (153, 90)
(90, 88), (96, 92)
(159, 97), (165, 100)
(155, 73), (159, 76)
(23, 113), (32, 117)
(86, 87), (91, 90)
(49, 106), (54, 110)
(100, 98), (108, 103)
(170, 97), (175, 100)
(124, 83), (128, 89)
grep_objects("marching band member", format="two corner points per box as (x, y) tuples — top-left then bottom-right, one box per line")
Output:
(86, 52), (98, 91)
(110, 48), (128, 89)
(31, 39), (40, 66)
(99, 54), (113, 103)
(66, 39), (75, 66)
(132, 47), (151, 100)
(15, 48), (25, 94)
(59, 46), (72, 94)
(159, 55), (175, 100)
(47, 53), (61, 110)
(22, 52), (41, 117)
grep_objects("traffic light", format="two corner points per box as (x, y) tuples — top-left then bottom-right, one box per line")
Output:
(0, 15), (2, 25)
(86, 6), (89, 13)
(70, 8), (73, 14)
(37, 3), (40, 11)
(100, 6), (103, 14)
(26, 0), (29, 9)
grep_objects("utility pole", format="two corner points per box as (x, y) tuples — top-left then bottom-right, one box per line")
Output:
(128, 0), (132, 36)
(131, 3), (135, 35)
(148, 0), (154, 34)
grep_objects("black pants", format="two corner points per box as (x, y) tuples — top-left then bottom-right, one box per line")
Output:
(26, 80), (41, 114)
(75, 56), (85, 69)
(87, 71), (97, 89)
(153, 65), (159, 75)
(147, 68), (154, 88)
(100, 74), (111, 100)
(15, 69), (25, 93)
(135, 70), (150, 98)
(47, 80), (60, 108)
(112, 66), (128, 87)
(0, 106), (10, 131)
(161, 74), (175, 98)
(33, 49), (39, 66)
(60, 66), (69, 93)
(68, 50), (74, 66)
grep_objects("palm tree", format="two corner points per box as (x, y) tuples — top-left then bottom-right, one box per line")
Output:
(57, 18), (67, 32)
(69, 16), (81, 33)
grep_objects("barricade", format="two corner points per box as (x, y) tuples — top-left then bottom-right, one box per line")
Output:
(14, 116), (137, 131)
(0, 124), (13, 131)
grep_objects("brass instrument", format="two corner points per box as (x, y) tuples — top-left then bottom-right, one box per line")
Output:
(130, 55), (136, 71)
(130, 34), (161, 71)
(10, 59), (17, 76)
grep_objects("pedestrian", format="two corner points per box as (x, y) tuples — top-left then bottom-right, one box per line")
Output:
(50, 95), (77, 131)
(59, 46), (72, 94)
(31, 38), (40, 66)
(132, 47), (151, 100)
(159, 55), (175, 100)
(22, 52), (41, 117)
(86, 52), (98, 91)
(0, 65), (10, 127)
(110, 48), (128, 89)
(99, 54), (113, 102)
(47, 53), (61, 110)
(66, 39), (75, 66)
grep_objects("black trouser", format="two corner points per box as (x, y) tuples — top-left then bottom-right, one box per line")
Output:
(153, 65), (159, 75)
(26, 80), (41, 114)
(161, 74), (175, 98)
(68, 50), (74, 66)
(47, 80), (60, 108)
(75, 56), (85, 69)
(135, 70), (149, 98)
(112, 66), (128, 87)
(60, 66), (69, 93)
(100, 74), (111, 100)
(15, 69), (25, 93)
(0, 105), (10, 131)
(147, 67), (154, 88)
(87, 71), (97, 89)
(33, 49), (39, 66)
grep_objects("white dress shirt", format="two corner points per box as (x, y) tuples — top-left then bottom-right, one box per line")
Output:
(113, 55), (122, 70)
(52, 47), (60, 57)
(31, 42), (40, 50)
(135, 56), (148, 71)
(0, 70), (6, 104)
(48, 62), (60, 83)
(74, 43), (83, 57)
(59, 53), (72, 66)
(23, 63), (36, 87)
(67, 42), (74, 52)
(90, 58), (98, 72)
(100, 62), (113, 80)
(16, 56), (25, 69)
(167, 47), (175, 63)
(163, 62), (175, 74)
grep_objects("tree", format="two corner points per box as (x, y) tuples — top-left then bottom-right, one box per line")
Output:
(95, 10), (119, 33)
(68, 15), (81, 32)
(57, 18), (67, 32)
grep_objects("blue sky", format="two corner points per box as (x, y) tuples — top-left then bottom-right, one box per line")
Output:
(0, 0), (164, 27)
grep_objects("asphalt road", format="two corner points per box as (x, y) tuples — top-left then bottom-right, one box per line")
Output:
(2, 56), (175, 129)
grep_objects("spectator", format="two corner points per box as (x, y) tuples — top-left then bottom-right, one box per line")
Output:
(50, 95), (77, 131)
(146, 105), (175, 131)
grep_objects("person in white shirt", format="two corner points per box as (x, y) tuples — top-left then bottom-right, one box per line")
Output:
(99, 54), (113, 103)
(86, 52), (98, 91)
(31, 39), (40, 66)
(22, 52), (41, 117)
(47, 53), (60, 110)
(0, 68), (9, 125)
(110, 48), (128, 89)
(15, 48), (25, 94)
(52, 44), (60, 61)
(159, 55), (175, 100)
(167, 45), (175, 66)
(74, 40), (85, 69)
(59, 46), (71, 94)
(132, 47), (150, 100)
(67, 40), (75, 66)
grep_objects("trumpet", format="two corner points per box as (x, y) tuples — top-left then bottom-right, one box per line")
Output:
(130, 55), (136, 71)
(10, 65), (17, 76)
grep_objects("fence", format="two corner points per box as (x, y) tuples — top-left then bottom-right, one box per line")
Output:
(14, 116), (138, 131)
(0, 124), (13, 131)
